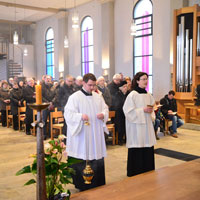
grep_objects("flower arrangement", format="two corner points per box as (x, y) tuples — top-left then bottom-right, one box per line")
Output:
(16, 135), (80, 200)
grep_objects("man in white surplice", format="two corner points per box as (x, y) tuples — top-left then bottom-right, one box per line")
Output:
(64, 73), (109, 191)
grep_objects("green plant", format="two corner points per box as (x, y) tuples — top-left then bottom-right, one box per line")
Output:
(16, 135), (80, 200)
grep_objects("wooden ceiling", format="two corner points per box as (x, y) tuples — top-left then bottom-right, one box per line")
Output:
(0, 0), (96, 24)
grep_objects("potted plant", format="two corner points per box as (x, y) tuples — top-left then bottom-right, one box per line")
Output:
(16, 135), (80, 200)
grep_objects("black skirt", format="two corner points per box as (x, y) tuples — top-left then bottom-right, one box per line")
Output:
(127, 146), (155, 177)
(70, 157), (106, 191)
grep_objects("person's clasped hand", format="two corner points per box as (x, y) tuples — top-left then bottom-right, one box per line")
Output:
(144, 106), (153, 113)
(82, 114), (89, 121)
(97, 113), (104, 120)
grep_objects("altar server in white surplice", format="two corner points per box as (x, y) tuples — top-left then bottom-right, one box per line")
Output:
(123, 72), (156, 177)
(64, 73), (109, 191)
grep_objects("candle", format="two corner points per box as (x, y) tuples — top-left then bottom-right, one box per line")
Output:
(35, 81), (42, 104)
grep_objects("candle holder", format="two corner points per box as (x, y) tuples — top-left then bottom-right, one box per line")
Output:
(82, 160), (94, 184)
(28, 103), (50, 200)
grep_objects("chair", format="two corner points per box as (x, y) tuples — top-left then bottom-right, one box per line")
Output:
(164, 118), (172, 135)
(6, 105), (13, 128)
(106, 111), (118, 145)
(50, 110), (64, 140)
(18, 106), (26, 131)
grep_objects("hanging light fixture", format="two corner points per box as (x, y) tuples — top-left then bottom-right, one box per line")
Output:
(13, 0), (19, 45)
(64, 35), (69, 48)
(23, 8), (28, 55)
(64, 0), (69, 48)
(130, 19), (137, 36)
(13, 31), (19, 45)
(24, 47), (28, 56)
(72, 0), (79, 29)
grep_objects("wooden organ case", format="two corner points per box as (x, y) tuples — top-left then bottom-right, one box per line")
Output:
(173, 4), (200, 123)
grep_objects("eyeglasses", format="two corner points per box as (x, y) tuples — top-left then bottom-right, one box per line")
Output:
(139, 78), (148, 81)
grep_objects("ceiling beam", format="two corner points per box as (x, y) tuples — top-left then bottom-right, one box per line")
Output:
(0, 1), (59, 13)
(0, 19), (34, 25)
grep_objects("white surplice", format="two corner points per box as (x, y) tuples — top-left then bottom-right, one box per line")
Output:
(123, 91), (156, 148)
(64, 90), (108, 160)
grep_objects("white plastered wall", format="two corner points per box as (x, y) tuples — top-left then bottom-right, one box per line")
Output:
(35, 15), (60, 80)
(68, 0), (102, 78)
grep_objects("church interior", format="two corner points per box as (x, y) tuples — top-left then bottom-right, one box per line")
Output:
(0, 0), (200, 199)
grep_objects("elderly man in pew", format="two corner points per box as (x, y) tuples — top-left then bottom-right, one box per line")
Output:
(107, 74), (121, 111)
(97, 76), (112, 108)
(58, 75), (75, 137)
(160, 90), (184, 138)
(74, 76), (83, 92)
(42, 75), (56, 140)
(23, 78), (35, 135)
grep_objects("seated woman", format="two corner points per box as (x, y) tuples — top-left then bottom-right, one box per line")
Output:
(113, 81), (128, 145)
(10, 82), (24, 130)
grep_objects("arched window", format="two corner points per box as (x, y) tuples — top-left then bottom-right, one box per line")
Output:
(81, 16), (94, 75)
(45, 28), (55, 78)
(133, 0), (153, 92)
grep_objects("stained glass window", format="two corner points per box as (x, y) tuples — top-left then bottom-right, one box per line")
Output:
(81, 16), (94, 75)
(133, 0), (153, 93)
(45, 28), (55, 78)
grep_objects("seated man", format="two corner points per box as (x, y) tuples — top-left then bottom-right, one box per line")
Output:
(160, 90), (184, 138)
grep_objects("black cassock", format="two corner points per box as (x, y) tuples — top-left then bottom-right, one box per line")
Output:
(69, 157), (105, 191)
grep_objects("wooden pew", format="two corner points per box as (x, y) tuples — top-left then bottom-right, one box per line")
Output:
(18, 106), (26, 131)
(50, 109), (64, 140)
(184, 103), (200, 123)
(106, 111), (118, 145)
(6, 105), (13, 128)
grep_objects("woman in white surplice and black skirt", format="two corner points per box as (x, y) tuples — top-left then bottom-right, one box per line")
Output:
(123, 72), (156, 177)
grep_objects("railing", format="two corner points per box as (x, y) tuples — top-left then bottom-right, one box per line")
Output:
(0, 39), (9, 57)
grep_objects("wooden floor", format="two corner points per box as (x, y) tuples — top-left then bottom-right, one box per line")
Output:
(72, 159), (200, 200)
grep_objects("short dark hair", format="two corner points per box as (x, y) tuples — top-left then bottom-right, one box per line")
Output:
(131, 72), (148, 90)
(168, 90), (175, 96)
(83, 73), (96, 83)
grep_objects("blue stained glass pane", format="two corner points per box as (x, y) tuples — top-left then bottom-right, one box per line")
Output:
(46, 28), (54, 78)
(52, 53), (54, 64)
(47, 67), (51, 75)
(47, 54), (52, 65)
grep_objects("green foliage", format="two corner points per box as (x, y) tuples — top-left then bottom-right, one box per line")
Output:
(16, 135), (82, 200)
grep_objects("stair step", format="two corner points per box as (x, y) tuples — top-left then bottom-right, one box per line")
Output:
(9, 70), (23, 73)
(9, 72), (22, 76)
(9, 67), (22, 69)
(8, 64), (21, 67)
(8, 62), (19, 65)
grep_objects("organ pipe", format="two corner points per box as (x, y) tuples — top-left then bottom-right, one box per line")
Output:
(176, 16), (193, 92)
